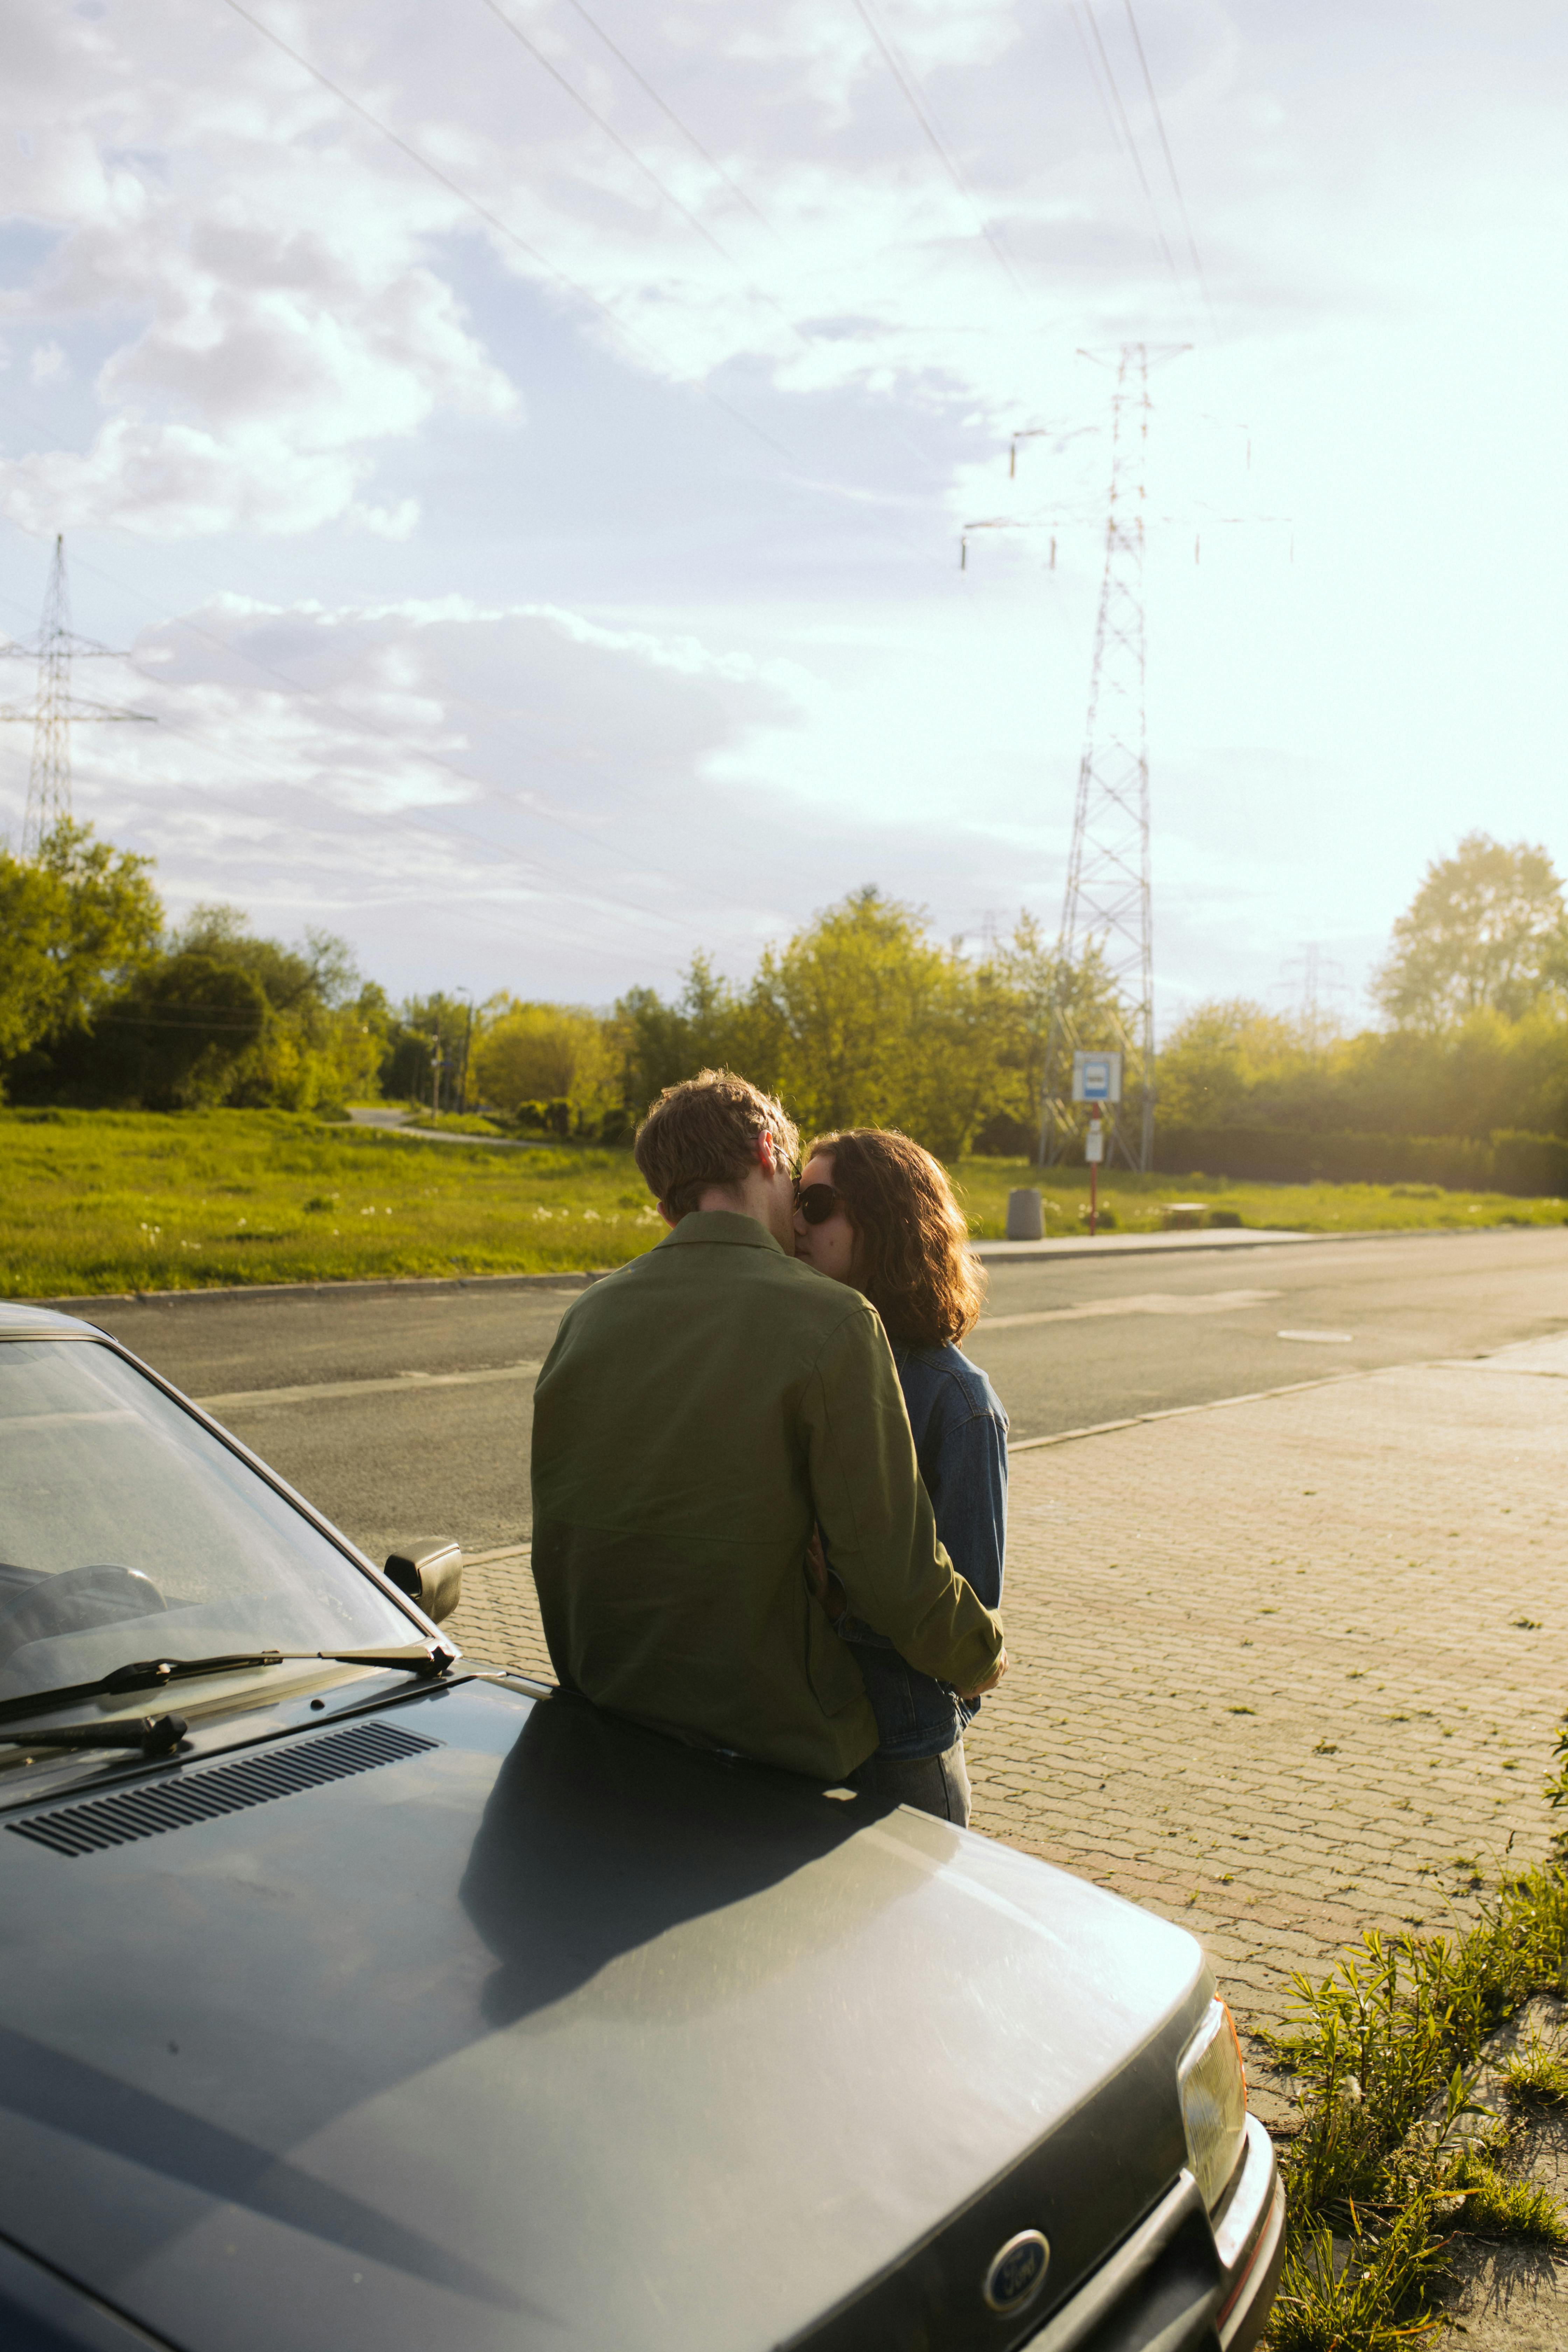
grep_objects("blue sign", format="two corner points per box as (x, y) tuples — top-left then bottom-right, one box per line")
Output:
(1072, 1050), (1122, 1104)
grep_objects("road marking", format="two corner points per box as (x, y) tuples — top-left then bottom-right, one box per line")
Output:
(1276, 1330), (1354, 1344)
(979, 1288), (1281, 1332)
(196, 1361), (544, 1412)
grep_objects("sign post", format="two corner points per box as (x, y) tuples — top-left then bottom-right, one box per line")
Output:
(1085, 1108), (1105, 1234)
(1071, 1052), (1121, 1238)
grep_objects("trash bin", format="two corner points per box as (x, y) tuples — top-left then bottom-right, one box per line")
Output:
(1006, 1188), (1045, 1241)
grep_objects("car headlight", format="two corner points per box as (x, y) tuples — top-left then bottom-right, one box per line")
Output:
(1177, 1997), (1248, 2212)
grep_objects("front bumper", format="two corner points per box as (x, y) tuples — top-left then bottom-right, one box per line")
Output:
(1023, 2114), (1284, 2352)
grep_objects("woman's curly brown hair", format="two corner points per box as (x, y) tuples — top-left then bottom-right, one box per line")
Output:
(806, 1128), (986, 1349)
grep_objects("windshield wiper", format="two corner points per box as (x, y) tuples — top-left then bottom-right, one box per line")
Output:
(0, 1642), (454, 1730)
(0, 1713), (188, 1757)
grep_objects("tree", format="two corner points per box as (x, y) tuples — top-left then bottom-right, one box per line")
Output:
(1373, 834), (1567, 1030)
(380, 994), (473, 1108)
(977, 914), (1127, 1148)
(749, 888), (999, 1158)
(152, 905), (378, 1111)
(106, 953), (270, 1109)
(472, 1001), (618, 1126)
(1154, 1000), (1320, 1127)
(615, 953), (778, 1114)
(0, 821), (161, 1067)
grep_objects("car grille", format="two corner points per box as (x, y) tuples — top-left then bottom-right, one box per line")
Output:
(6, 1719), (442, 1857)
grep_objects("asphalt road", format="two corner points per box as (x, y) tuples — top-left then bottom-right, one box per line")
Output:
(65, 1227), (1568, 1566)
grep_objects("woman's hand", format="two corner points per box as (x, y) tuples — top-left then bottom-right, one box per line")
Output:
(960, 1646), (1007, 1699)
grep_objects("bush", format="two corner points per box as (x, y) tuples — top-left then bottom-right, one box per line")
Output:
(1154, 1127), (1568, 1199)
(512, 1099), (572, 1137)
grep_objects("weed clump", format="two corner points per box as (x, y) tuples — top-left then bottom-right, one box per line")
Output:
(1447, 2143), (1567, 2245)
(1265, 1864), (1568, 2345)
(1500, 2037), (1568, 2108)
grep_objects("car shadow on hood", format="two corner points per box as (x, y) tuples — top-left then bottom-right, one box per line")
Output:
(459, 1691), (887, 2027)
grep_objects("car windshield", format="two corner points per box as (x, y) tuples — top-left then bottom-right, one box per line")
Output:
(0, 1338), (412, 1704)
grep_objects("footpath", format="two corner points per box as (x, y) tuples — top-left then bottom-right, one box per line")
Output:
(445, 1330), (1568, 2338)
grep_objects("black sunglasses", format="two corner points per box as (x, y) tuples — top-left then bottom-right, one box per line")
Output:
(793, 1180), (845, 1226)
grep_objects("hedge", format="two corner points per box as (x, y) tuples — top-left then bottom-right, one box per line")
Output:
(1151, 1126), (1568, 1197)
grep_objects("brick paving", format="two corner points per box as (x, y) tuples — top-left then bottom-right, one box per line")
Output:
(445, 1351), (1568, 2120)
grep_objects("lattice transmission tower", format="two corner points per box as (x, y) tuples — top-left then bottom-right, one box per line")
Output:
(0, 534), (153, 854)
(1039, 344), (1178, 1172)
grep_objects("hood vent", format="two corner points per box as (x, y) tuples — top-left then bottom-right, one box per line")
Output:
(7, 1718), (442, 1858)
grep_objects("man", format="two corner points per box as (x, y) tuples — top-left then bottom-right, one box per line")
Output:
(529, 1068), (1006, 1809)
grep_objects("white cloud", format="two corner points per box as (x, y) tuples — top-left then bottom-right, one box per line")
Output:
(28, 339), (68, 385)
(0, 0), (1564, 1011)
(0, 5), (518, 534)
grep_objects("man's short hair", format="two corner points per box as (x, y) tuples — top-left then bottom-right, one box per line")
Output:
(634, 1070), (799, 1220)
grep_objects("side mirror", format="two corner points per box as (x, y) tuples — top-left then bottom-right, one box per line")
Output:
(384, 1540), (462, 1626)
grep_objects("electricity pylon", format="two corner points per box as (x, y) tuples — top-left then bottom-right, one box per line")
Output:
(0, 535), (154, 853)
(1278, 943), (1348, 1050)
(1039, 344), (1180, 1172)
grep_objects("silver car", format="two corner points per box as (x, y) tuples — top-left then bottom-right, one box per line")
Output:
(0, 1301), (1283, 2350)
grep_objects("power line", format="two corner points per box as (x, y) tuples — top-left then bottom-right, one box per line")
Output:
(475, 0), (743, 270)
(475, 0), (811, 350)
(851, 0), (1025, 296)
(560, 0), (774, 235)
(1065, 0), (1134, 166)
(0, 668), (725, 974)
(0, 385), (951, 929)
(1119, 0), (1212, 321)
(71, 536), (858, 927)
(0, 377), (778, 929)
(217, 0), (794, 464)
(0, 556), (743, 961)
(0, 544), (844, 986)
(1076, 0), (1182, 296)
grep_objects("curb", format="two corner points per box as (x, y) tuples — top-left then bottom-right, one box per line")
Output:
(970, 1223), (1540, 1263)
(15, 1215), (1540, 1312)
(972, 1228), (1317, 1263)
(26, 1269), (609, 1314)
(1008, 1368), (1367, 1452)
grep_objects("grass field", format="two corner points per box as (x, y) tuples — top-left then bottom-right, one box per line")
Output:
(953, 1158), (1568, 1239)
(1, 1110), (1564, 1299)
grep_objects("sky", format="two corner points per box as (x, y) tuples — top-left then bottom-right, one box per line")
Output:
(0, 0), (1563, 1031)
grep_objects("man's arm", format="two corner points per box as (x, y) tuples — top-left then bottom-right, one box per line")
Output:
(801, 1305), (1004, 1698)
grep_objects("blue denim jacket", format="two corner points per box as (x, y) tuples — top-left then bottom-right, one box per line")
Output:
(836, 1341), (1008, 1761)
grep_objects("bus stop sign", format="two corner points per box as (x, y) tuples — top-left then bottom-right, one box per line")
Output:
(1072, 1050), (1122, 1104)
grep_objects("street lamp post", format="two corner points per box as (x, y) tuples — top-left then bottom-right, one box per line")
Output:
(456, 992), (474, 1116)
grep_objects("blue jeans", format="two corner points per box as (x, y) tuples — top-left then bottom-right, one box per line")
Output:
(844, 1628), (970, 1762)
(848, 1736), (972, 1826)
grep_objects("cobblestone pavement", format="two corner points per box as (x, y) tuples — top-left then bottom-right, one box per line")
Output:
(446, 1343), (1568, 2123)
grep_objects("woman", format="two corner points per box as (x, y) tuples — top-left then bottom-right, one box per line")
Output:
(793, 1127), (1007, 1827)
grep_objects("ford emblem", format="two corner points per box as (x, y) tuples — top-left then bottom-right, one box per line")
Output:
(982, 2228), (1050, 2314)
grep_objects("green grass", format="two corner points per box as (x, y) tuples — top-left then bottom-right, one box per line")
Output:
(0, 1109), (661, 1297)
(950, 1158), (1568, 1239)
(396, 1110), (512, 1136)
(1500, 2037), (1568, 2108)
(1, 1113), (1564, 1300)
(1447, 2144), (1568, 2244)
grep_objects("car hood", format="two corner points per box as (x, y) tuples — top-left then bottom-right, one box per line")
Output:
(0, 1680), (1206, 2352)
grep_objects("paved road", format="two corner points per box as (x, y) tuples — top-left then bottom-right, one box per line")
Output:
(64, 1226), (1568, 1565)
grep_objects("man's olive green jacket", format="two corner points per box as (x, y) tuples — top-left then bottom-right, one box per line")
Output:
(529, 1210), (1004, 1780)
